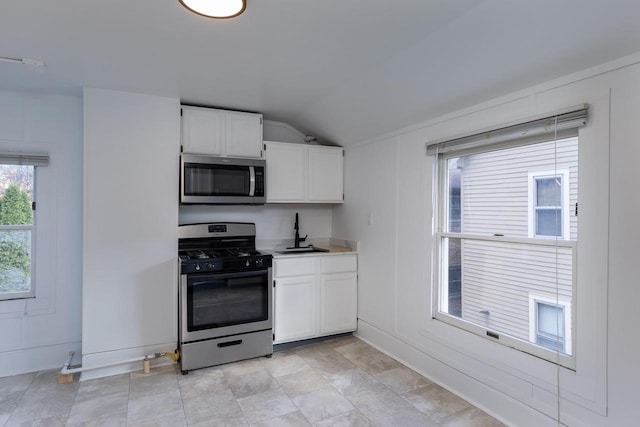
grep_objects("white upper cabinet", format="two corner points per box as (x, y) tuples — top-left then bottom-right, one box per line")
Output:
(225, 111), (264, 158)
(181, 106), (263, 158)
(308, 145), (344, 202)
(182, 106), (224, 155)
(265, 141), (344, 203)
(265, 142), (306, 201)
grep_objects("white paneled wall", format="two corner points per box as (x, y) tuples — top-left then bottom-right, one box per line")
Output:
(331, 140), (397, 330)
(334, 56), (640, 426)
(0, 91), (83, 377)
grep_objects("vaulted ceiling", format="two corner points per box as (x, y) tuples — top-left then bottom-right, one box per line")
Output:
(3, 1), (640, 145)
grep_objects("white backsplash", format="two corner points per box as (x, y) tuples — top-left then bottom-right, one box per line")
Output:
(179, 204), (333, 240)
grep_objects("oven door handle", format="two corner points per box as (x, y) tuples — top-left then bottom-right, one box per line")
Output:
(185, 269), (269, 285)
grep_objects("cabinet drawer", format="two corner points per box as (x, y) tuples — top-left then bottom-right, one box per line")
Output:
(321, 255), (357, 274)
(275, 257), (317, 277)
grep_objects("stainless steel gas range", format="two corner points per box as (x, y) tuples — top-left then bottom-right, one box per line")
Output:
(178, 222), (273, 374)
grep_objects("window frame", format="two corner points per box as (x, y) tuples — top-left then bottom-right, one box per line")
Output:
(433, 142), (577, 370)
(0, 164), (37, 301)
(528, 169), (570, 240)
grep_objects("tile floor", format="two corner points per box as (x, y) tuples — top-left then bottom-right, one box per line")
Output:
(0, 335), (505, 426)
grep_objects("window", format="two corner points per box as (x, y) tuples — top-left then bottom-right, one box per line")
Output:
(537, 303), (564, 349)
(528, 170), (570, 239)
(529, 295), (572, 355)
(0, 153), (47, 301)
(0, 164), (35, 300)
(428, 107), (586, 368)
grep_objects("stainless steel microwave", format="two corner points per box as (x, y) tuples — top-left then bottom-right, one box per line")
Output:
(180, 154), (266, 204)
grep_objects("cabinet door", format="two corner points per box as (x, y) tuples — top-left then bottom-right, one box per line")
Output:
(181, 106), (224, 155)
(265, 142), (306, 202)
(274, 275), (317, 343)
(308, 146), (344, 202)
(320, 272), (357, 335)
(226, 111), (263, 158)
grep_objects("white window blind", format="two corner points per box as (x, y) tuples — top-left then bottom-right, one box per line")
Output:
(0, 153), (49, 167)
(426, 105), (588, 156)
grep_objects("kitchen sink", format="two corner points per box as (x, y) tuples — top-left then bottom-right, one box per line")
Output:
(275, 246), (329, 254)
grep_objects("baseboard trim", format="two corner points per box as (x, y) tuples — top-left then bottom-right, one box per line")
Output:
(355, 320), (557, 427)
(0, 341), (82, 377)
(80, 342), (177, 381)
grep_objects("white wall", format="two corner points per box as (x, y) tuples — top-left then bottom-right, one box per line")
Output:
(82, 88), (180, 379)
(263, 120), (306, 144)
(0, 91), (83, 377)
(333, 54), (640, 425)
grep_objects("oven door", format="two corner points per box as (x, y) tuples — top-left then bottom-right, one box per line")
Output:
(180, 268), (272, 343)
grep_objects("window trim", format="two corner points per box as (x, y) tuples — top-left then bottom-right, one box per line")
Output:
(426, 98), (613, 415)
(528, 169), (570, 240)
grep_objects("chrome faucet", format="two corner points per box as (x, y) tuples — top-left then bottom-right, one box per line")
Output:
(293, 212), (308, 248)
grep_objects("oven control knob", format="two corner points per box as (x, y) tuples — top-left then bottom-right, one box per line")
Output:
(256, 258), (263, 266)
(194, 264), (201, 271)
(206, 263), (215, 270)
(245, 260), (250, 267)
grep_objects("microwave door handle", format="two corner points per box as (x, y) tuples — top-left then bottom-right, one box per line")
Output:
(249, 166), (256, 196)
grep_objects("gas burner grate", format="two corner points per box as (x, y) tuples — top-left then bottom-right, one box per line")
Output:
(179, 248), (264, 260)
(222, 248), (260, 257)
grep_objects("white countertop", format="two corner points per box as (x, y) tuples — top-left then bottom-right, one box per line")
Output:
(258, 237), (358, 258)
(268, 249), (357, 259)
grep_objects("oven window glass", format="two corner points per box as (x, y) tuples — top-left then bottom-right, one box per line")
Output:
(187, 272), (268, 330)
(184, 163), (250, 196)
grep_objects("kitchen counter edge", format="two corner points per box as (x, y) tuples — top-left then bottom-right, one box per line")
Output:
(268, 249), (358, 259)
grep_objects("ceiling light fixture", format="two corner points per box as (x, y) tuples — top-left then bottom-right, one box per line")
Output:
(179, 0), (246, 19)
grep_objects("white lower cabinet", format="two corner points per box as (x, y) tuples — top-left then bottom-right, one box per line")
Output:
(273, 254), (357, 344)
(320, 272), (358, 334)
(273, 275), (317, 342)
